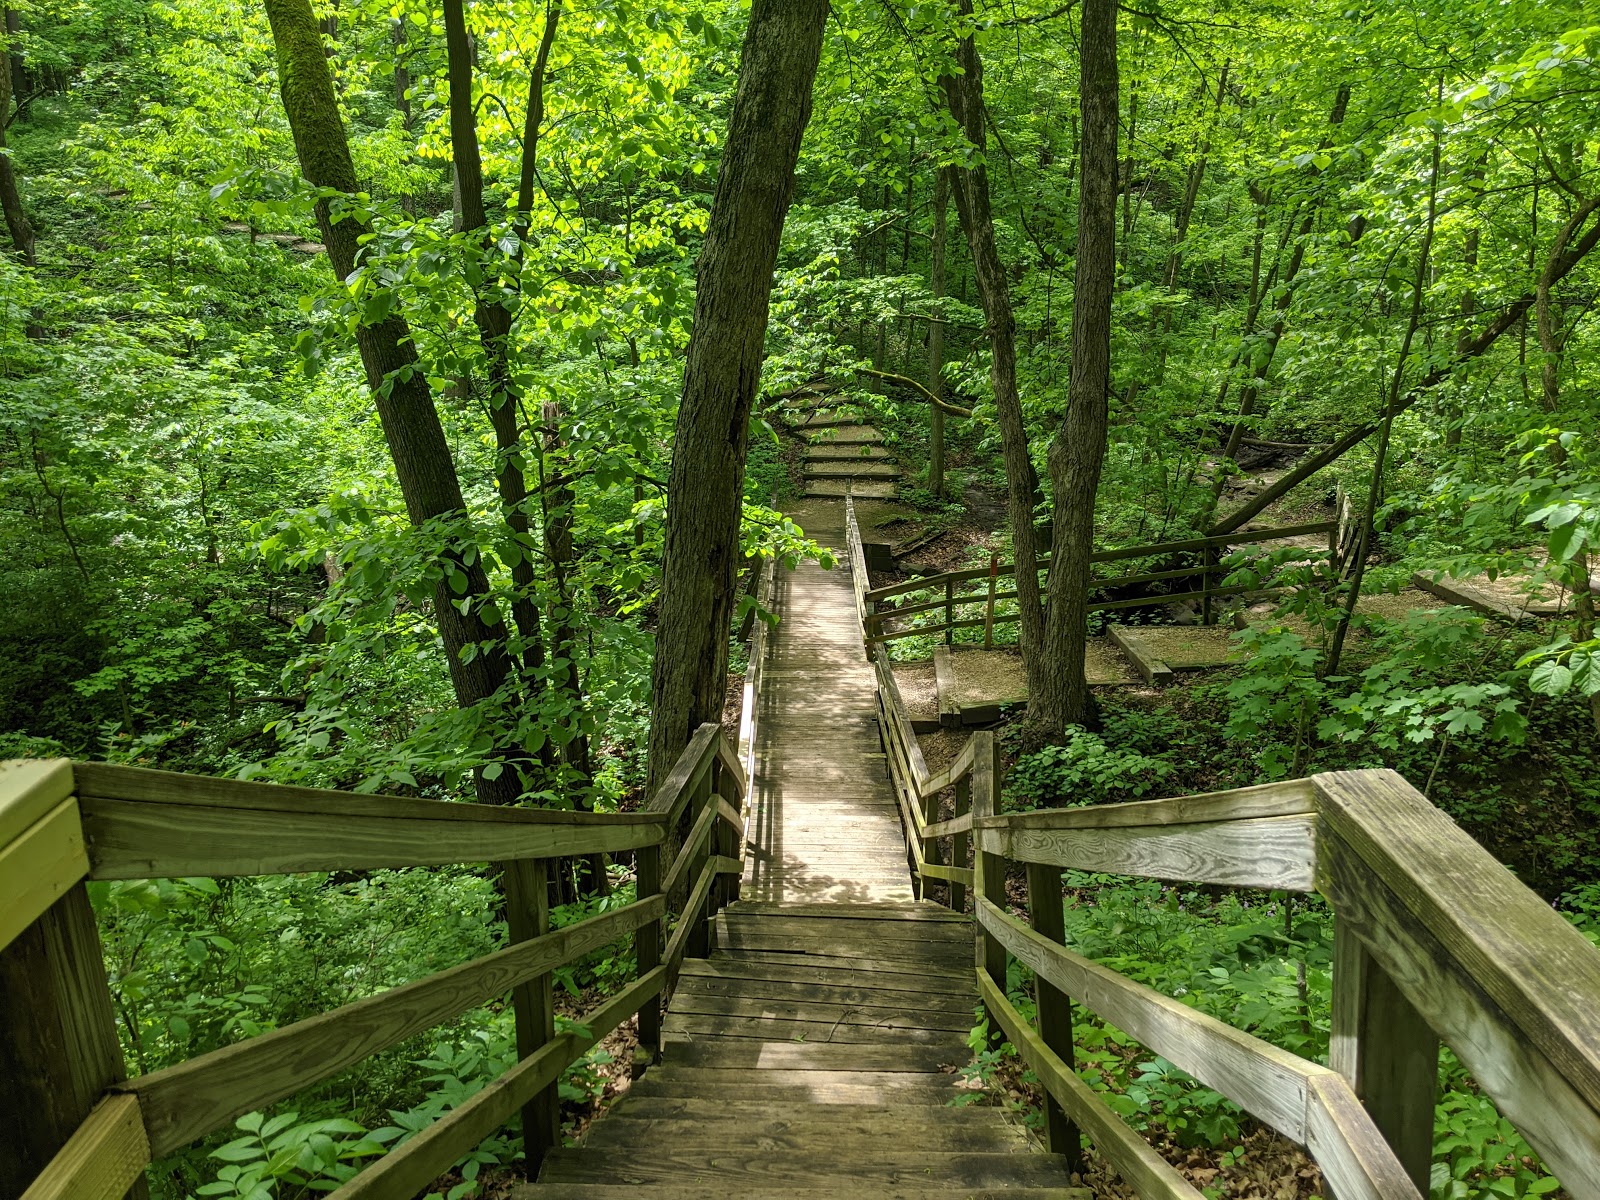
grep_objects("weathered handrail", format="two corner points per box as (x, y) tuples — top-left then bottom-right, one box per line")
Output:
(842, 497), (1600, 1199)
(863, 517), (1337, 643)
(4, 726), (749, 1200)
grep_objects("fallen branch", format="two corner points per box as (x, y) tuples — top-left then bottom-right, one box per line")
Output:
(855, 367), (975, 417)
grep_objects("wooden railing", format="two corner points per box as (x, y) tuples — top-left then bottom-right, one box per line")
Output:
(3, 724), (749, 1200)
(845, 497), (1600, 1200)
(862, 518), (1337, 644)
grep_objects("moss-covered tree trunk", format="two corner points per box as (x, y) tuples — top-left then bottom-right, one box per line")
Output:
(646, 0), (829, 789)
(1033, 0), (1118, 742)
(941, 3), (1046, 706)
(263, 0), (518, 802)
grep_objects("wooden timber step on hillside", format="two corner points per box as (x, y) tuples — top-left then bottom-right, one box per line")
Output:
(795, 413), (903, 500)
(518, 901), (1086, 1199)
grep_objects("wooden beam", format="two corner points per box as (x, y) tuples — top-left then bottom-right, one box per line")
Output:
(19, 1094), (149, 1200)
(1026, 864), (1082, 1168)
(979, 814), (1317, 892)
(327, 967), (665, 1200)
(1315, 828), (1600, 1194)
(977, 970), (1204, 1199)
(119, 894), (666, 1156)
(0, 799), (90, 953)
(1, 886), (139, 1200)
(643, 723), (721, 824)
(0, 759), (75, 849)
(973, 779), (1315, 832)
(1330, 921), (1437, 1193)
(1315, 770), (1600, 1115)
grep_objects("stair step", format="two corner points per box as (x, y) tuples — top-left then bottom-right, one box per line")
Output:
(518, 1187), (1092, 1199)
(535, 1148), (1079, 1189)
(805, 461), (902, 478)
(806, 444), (896, 461)
(579, 1115), (1029, 1154)
(598, 1095), (1017, 1127)
(807, 427), (885, 445)
(660, 1039), (968, 1072)
(805, 480), (898, 499)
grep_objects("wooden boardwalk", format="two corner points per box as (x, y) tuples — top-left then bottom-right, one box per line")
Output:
(520, 502), (1083, 1198)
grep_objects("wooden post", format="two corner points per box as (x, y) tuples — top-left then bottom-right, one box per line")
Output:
(0, 885), (148, 1199)
(687, 770), (713, 961)
(944, 579), (955, 645)
(924, 779), (945, 906)
(950, 775), (970, 914)
(1200, 544), (1216, 625)
(1329, 920), (1438, 1194)
(970, 732), (1007, 1046)
(1026, 863), (1084, 1173)
(983, 554), (999, 649)
(634, 841), (663, 1070)
(502, 859), (558, 1169)
(715, 758), (741, 911)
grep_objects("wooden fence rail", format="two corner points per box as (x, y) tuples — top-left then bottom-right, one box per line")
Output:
(862, 517), (1337, 644)
(3, 720), (751, 1200)
(842, 496), (1600, 1200)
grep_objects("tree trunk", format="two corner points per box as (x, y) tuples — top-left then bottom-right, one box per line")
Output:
(928, 166), (949, 498)
(264, 0), (518, 804)
(646, 0), (828, 789)
(941, 1), (1046, 701)
(1031, 0), (1118, 743)
(0, 26), (36, 265)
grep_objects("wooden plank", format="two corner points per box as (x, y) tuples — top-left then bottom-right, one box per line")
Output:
(1108, 625), (1173, 685)
(982, 814), (1317, 891)
(80, 794), (661, 879)
(658, 1040), (971, 1072)
(503, 858), (556, 1170)
(979, 897), (1325, 1142)
(661, 1013), (965, 1045)
(715, 914), (969, 942)
(923, 812), (975, 839)
(662, 861), (717, 980)
(972, 779), (1315, 832)
(1316, 769), (1600, 1114)
(0, 799), (90, 953)
(2, 885), (140, 1200)
(635, 843), (663, 1062)
(673, 974), (976, 1015)
(329, 967), (664, 1200)
(1330, 920), (1437, 1192)
(519, 1187), (1089, 1200)
(539, 1145), (1075, 1189)
(1027, 863), (1082, 1166)
(120, 895), (665, 1156)
(0, 759), (74, 849)
(1305, 1068), (1427, 1200)
(1315, 828), (1600, 1195)
(971, 734), (1007, 1038)
(579, 1115), (1026, 1155)
(643, 723), (720, 823)
(919, 861), (976, 888)
(676, 958), (975, 996)
(667, 993), (976, 1034)
(933, 646), (960, 728)
(660, 798), (720, 900)
(724, 901), (966, 921)
(978, 970), (1205, 1199)
(603, 1095), (1009, 1126)
(19, 1094), (149, 1200)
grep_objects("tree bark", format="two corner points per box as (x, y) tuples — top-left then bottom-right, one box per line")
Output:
(645, 0), (828, 789)
(928, 166), (949, 498)
(0, 21), (36, 265)
(1031, 0), (1118, 742)
(941, 1), (1046, 703)
(264, 0), (518, 803)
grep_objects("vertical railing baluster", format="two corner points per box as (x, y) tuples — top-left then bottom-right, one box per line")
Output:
(634, 839), (663, 1072)
(687, 764), (713, 961)
(1026, 862), (1083, 1173)
(951, 774), (970, 914)
(970, 731), (1007, 1047)
(715, 753), (742, 913)
(1329, 918), (1438, 1193)
(504, 859), (558, 1169)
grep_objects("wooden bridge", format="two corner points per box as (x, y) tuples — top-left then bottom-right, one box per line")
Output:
(6, 497), (1600, 1200)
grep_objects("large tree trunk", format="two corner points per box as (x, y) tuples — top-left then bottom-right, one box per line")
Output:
(645, 0), (828, 789)
(941, 3), (1046, 702)
(0, 22), (35, 265)
(1031, 0), (1118, 742)
(927, 166), (949, 498)
(264, 0), (517, 802)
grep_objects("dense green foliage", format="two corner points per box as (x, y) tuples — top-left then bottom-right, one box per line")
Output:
(2, 0), (1598, 1196)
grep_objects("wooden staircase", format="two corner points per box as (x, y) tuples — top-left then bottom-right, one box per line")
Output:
(516, 501), (1083, 1199)
(517, 901), (1085, 1198)
(796, 410), (902, 499)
